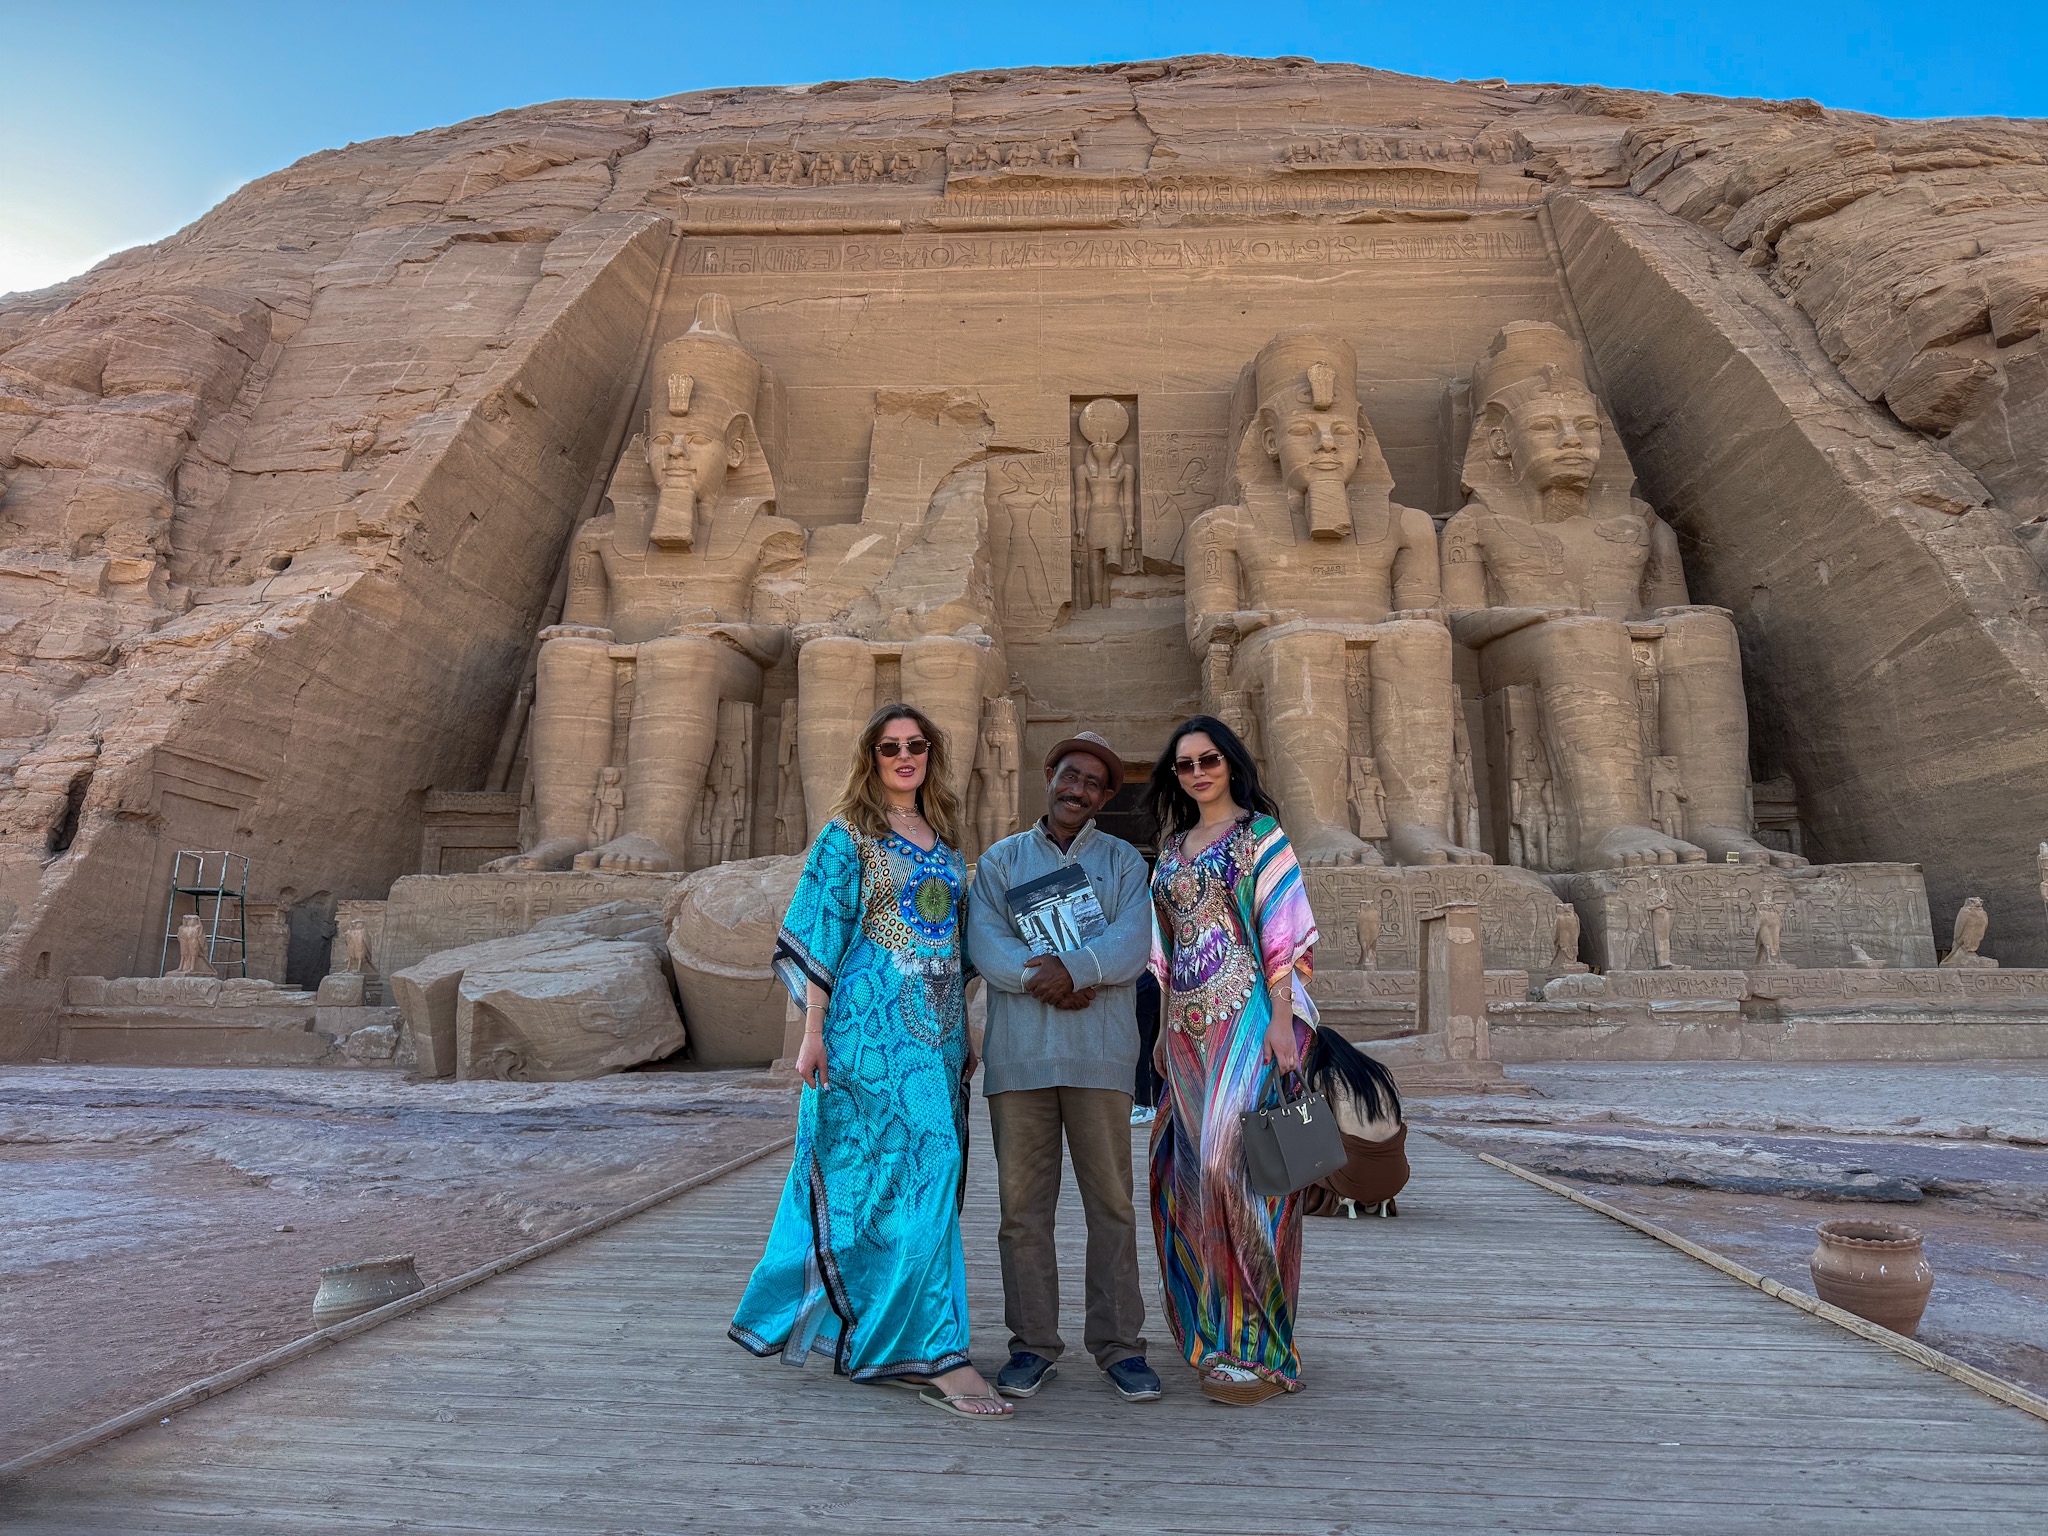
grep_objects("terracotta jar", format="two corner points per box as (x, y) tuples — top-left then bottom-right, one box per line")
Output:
(1808, 1220), (1933, 1336)
(312, 1254), (424, 1330)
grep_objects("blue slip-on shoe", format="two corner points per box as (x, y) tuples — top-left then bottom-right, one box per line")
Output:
(1104, 1356), (1162, 1402)
(995, 1351), (1057, 1398)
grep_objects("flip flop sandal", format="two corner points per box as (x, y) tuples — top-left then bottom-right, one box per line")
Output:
(918, 1384), (1015, 1420)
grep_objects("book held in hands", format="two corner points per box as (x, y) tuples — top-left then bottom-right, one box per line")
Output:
(1007, 863), (1108, 956)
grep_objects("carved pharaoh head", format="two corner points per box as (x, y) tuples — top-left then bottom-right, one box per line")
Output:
(1254, 329), (1367, 539)
(644, 294), (766, 548)
(1475, 322), (1604, 500)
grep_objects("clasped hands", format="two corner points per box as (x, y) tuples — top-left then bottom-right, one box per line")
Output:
(1023, 954), (1095, 1011)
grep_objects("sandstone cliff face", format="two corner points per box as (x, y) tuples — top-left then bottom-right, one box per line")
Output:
(3, 58), (2047, 1054)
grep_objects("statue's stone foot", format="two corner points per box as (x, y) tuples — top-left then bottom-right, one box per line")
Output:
(1292, 824), (1384, 867)
(1388, 825), (1492, 867)
(1692, 826), (1808, 868)
(573, 833), (677, 873)
(481, 837), (586, 873)
(1591, 826), (1706, 868)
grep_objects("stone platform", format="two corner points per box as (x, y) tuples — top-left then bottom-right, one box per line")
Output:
(58, 978), (406, 1069)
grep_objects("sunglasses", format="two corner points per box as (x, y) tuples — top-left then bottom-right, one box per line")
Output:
(1173, 750), (1227, 778)
(876, 738), (930, 759)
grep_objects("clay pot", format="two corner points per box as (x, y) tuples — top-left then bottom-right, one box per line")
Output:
(312, 1253), (424, 1329)
(1808, 1220), (1933, 1336)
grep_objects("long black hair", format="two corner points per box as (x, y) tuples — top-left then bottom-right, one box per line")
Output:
(1145, 715), (1279, 841)
(1304, 1027), (1403, 1125)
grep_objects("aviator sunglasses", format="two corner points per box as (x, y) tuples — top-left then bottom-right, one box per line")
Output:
(1173, 749), (1227, 778)
(876, 737), (931, 759)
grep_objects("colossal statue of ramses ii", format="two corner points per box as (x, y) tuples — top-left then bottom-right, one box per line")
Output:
(1441, 322), (1801, 870)
(1184, 328), (1487, 867)
(489, 294), (803, 873)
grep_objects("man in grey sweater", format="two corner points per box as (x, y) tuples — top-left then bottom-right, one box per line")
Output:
(967, 731), (1162, 1403)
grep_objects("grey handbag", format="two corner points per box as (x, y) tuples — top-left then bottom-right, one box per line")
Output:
(1239, 1073), (1348, 1197)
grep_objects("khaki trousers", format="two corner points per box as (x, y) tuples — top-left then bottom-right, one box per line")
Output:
(986, 1086), (1147, 1369)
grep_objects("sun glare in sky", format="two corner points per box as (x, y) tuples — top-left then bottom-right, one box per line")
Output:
(1, 1), (2035, 298)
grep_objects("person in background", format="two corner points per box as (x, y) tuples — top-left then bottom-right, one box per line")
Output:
(1298, 1028), (1410, 1219)
(1145, 714), (1320, 1406)
(729, 704), (1011, 1421)
(967, 731), (1162, 1405)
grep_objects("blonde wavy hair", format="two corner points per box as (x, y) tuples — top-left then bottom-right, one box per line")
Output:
(828, 703), (965, 849)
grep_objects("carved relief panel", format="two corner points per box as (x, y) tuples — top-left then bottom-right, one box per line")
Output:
(1141, 430), (1226, 572)
(984, 443), (1072, 639)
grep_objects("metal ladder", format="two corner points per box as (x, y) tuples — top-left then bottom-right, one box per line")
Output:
(159, 850), (250, 979)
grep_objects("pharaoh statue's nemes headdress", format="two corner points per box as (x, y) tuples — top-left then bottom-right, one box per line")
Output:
(1471, 321), (1594, 420)
(651, 293), (762, 437)
(1254, 328), (1361, 418)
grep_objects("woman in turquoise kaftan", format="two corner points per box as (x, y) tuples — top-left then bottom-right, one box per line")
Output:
(728, 814), (976, 1382)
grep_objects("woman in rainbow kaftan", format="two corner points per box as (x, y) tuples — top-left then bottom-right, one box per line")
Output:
(1144, 715), (1320, 1406)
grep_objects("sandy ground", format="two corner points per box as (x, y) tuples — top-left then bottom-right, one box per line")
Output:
(1419, 1063), (2048, 1396)
(0, 1065), (797, 1462)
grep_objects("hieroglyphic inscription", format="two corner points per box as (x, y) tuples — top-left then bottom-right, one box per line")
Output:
(986, 444), (1071, 637)
(680, 170), (1541, 228)
(1746, 967), (2048, 1004)
(678, 227), (1547, 279)
(1141, 431), (1226, 570)
(1602, 970), (1750, 1001)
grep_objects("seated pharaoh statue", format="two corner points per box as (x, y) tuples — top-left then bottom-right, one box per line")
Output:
(1186, 329), (1487, 867)
(488, 293), (803, 873)
(1441, 322), (1802, 870)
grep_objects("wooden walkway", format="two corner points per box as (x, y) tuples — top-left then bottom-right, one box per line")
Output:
(4, 1104), (2044, 1535)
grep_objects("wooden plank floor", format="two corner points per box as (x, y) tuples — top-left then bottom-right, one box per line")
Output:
(4, 1100), (2044, 1535)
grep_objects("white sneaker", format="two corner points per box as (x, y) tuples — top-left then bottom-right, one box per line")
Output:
(1129, 1105), (1157, 1126)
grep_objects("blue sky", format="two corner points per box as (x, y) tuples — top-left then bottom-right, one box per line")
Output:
(1, 1), (2036, 297)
